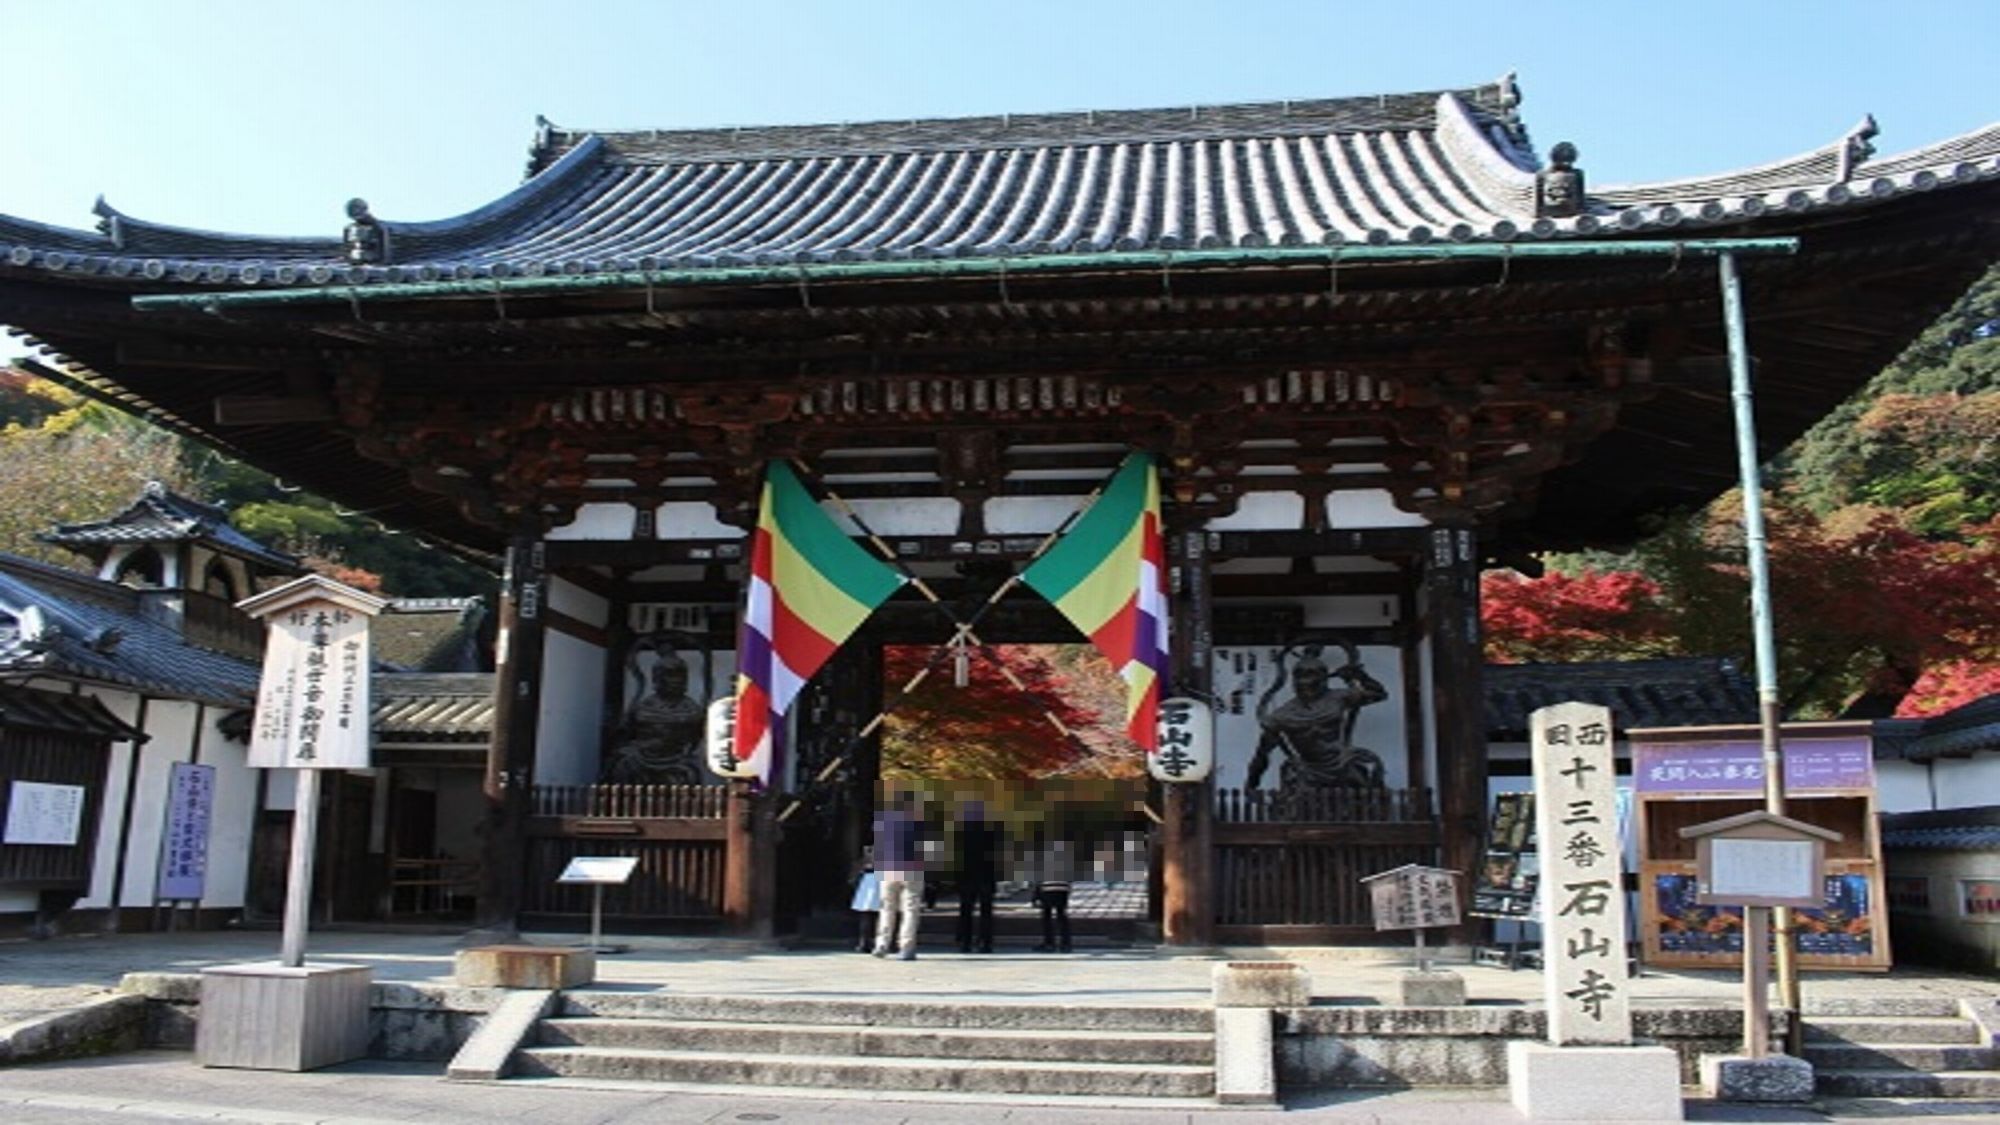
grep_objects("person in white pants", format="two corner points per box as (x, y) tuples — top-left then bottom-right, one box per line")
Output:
(871, 793), (926, 960)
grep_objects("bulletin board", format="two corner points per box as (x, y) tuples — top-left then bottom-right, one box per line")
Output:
(1630, 722), (1890, 972)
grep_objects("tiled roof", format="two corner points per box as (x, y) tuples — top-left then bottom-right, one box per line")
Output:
(1871, 693), (2000, 762)
(372, 598), (489, 673)
(373, 672), (493, 742)
(0, 682), (149, 741)
(38, 481), (301, 574)
(3, 78), (1995, 288)
(0, 553), (260, 705)
(1882, 825), (2000, 850)
(1484, 656), (1759, 739)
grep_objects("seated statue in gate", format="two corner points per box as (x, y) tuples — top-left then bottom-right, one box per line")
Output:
(602, 644), (705, 785)
(1245, 642), (1389, 792)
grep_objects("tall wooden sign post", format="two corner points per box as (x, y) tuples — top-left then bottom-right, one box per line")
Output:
(1507, 702), (1681, 1122)
(198, 576), (386, 1072)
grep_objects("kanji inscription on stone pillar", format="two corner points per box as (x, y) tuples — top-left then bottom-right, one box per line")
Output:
(1531, 701), (1631, 1045)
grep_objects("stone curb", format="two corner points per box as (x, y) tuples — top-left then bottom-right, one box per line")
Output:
(0, 993), (147, 1065)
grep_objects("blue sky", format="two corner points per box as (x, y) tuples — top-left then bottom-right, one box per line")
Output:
(2, 0), (1995, 238)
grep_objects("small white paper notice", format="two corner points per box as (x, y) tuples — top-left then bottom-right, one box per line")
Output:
(3, 781), (86, 845)
(1710, 838), (1817, 902)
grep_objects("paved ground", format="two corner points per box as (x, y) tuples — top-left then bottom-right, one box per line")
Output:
(4, 929), (1999, 1121)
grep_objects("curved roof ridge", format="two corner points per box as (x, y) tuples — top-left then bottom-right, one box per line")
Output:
(1592, 117), (1877, 205)
(1432, 92), (1539, 219)
(1865, 120), (2000, 176)
(534, 80), (1518, 168)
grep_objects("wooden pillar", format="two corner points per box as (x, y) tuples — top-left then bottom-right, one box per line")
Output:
(723, 779), (774, 936)
(1424, 524), (1485, 940)
(1162, 527), (1215, 946)
(474, 532), (547, 936)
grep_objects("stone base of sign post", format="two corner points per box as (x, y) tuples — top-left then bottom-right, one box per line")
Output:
(1211, 961), (1312, 1008)
(196, 962), (372, 1071)
(453, 945), (596, 989)
(1700, 1053), (1814, 1103)
(1398, 969), (1466, 1007)
(1508, 1041), (1682, 1121)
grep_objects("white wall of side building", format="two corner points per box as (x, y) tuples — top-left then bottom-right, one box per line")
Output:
(72, 686), (142, 912)
(1928, 752), (2000, 810)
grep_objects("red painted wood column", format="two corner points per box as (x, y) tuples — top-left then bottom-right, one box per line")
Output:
(474, 533), (546, 936)
(1424, 524), (1486, 941)
(1162, 526), (1215, 946)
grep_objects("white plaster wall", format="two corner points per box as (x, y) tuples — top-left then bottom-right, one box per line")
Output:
(544, 502), (639, 541)
(657, 501), (745, 540)
(74, 688), (142, 911)
(1327, 489), (1430, 529)
(1930, 752), (2000, 811)
(264, 769), (297, 811)
(111, 698), (200, 908)
(535, 629), (608, 785)
(1873, 759), (1936, 815)
(1203, 492), (1303, 532)
(986, 495), (1091, 535)
(200, 710), (257, 910)
(548, 575), (610, 628)
(838, 498), (960, 537)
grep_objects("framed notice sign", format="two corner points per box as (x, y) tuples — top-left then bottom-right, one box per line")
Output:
(1470, 792), (1539, 919)
(4, 780), (87, 845)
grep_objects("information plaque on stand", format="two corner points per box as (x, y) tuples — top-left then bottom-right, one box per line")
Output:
(557, 856), (639, 954)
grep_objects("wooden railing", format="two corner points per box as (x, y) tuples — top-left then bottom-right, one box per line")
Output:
(1213, 785), (1439, 941)
(532, 783), (727, 819)
(523, 784), (728, 923)
(177, 591), (266, 658)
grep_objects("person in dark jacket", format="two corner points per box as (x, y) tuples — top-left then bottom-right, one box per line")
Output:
(954, 800), (1000, 953)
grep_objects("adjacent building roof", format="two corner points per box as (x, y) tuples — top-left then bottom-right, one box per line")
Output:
(1881, 805), (2000, 850)
(0, 682), (149, 741)
(38, 481), (302, 575)
(1484, 656), (1759, 740)
(1871, 693), (2000, 762)
(372, 597), (490, 673)
(0, 553), (260, 706)
(1, 78), (1993, 286)
(373, 672), (494, 743)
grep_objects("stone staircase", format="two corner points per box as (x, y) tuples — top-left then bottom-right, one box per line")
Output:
(510, 991), (1217, 1101)
(1804, 997), (2000, 1098)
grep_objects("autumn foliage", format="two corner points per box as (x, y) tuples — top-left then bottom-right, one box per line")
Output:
(878, 643), (1144, 780)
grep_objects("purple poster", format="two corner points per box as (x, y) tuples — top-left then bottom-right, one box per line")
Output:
(1633, 737), (1872, 794)
(157, 762), (215, 901)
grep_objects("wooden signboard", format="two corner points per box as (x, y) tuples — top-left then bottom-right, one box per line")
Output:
(1631, 721), (1890, 972)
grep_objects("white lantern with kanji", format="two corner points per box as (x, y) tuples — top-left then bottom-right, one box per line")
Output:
(1149, 696), (1213, 783)
(705, 696), (757, 779)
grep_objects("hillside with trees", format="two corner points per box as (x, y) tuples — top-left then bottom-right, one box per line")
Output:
(0, 367), (493, 598)
(1484, 265), (2000, 717)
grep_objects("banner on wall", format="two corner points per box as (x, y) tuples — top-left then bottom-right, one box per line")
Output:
(157, 762), (216, 901)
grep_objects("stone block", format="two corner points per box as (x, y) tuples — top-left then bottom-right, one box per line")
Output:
(1212, 961), (1311, 1008)
(447, 990), (555, 1081)
(1398, 969), (1466, 1007)
(1508, 1040), (1682, 1121)
(454, 944), (595, 989)
(197, 962), (373, 1072)
(1701, 1053), (1813, 1103)
(1214, 1006), (1277, 1105)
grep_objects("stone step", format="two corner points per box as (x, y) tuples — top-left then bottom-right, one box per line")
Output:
(1815, 1069), (2000, 1099)
(1805, 1016), (1981, 1045)
(514, 1045), (1216, 1098)
(554, 991), (1213, 1032)
(1803, 1043), (1999, 1071)
(1799, 996), (1965, 1018)
(536, 1016), (1214, 1065)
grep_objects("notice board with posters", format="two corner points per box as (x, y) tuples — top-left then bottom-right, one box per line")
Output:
(1469, 791), (1540, 920)
(1630, 721), (1889, 971)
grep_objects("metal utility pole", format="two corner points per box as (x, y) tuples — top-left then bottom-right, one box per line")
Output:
(1719, 250), (1803, 1056)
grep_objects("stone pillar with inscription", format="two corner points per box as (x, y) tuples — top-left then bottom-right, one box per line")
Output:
(1507, 701), (1682, 1121)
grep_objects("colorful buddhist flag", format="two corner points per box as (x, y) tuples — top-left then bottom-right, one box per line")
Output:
(732, 462), (906, 785)
(1021, 452), (1169, 750)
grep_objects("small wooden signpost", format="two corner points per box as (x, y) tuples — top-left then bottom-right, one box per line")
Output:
(1680, 811), (1840, 1062)
(198, 576), (385, 1072)
(1362, 863), (1461, 972)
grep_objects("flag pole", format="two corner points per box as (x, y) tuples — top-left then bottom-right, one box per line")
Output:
(774, 461), (1117, 822)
